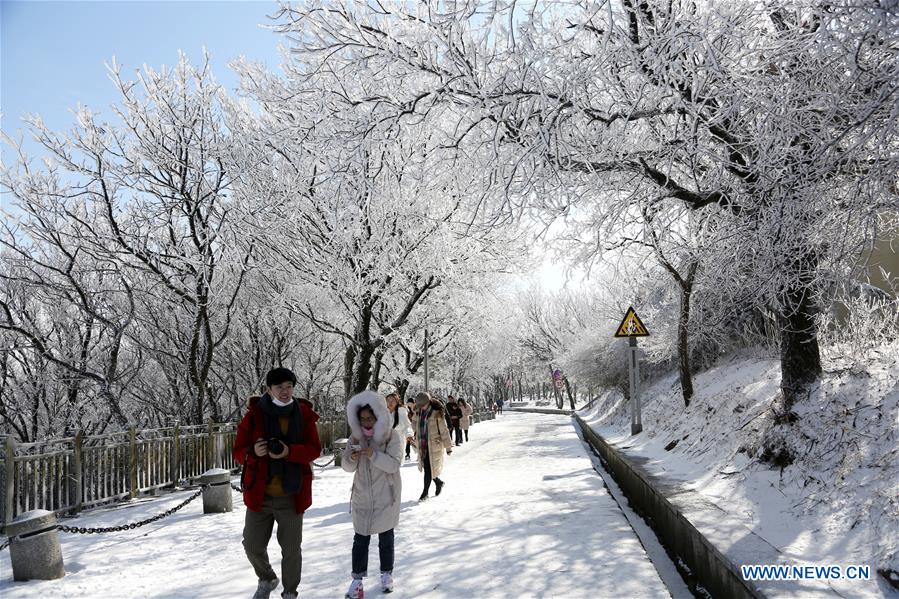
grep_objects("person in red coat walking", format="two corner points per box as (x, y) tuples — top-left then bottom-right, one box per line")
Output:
(233, 367), (322, 599)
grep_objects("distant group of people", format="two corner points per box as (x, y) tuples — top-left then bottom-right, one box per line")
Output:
(232, 366), (483, 599)
(443, 395), (475, 445)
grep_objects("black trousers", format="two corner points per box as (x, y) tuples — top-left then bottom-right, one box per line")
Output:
(404, 439), (412, 458)
(422, 453), (432, 494)
(422, 453), (443, 496)
(453, 424), (463, 444)
(464, 429), (469, 442)
(351, 529), (394, 577)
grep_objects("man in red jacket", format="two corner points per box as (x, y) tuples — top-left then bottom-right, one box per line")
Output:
(233, 367), (322, 599)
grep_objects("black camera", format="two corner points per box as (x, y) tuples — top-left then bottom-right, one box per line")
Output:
(266, 438), (285, 454)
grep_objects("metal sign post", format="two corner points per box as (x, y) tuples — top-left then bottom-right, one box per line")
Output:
(548, 365), (564, 409)
(614, 307), (649, 436)
(628, 337), (642, 434)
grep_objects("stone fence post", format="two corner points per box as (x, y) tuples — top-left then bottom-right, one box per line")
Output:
(6, 509), (65, 581)
(199, 468), (232, 513)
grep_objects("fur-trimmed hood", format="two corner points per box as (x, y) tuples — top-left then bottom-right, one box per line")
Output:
(346, 390), (391, 444)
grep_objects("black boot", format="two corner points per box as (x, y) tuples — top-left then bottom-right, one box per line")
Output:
(435, 479), (444, 496)
(419, 490), (429, 501)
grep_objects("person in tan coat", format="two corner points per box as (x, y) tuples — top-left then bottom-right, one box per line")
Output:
(341, 390), (402, 598)
(413, 392), (453, 501)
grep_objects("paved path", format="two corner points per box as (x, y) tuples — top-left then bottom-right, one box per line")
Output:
(1, 412), (674, 598)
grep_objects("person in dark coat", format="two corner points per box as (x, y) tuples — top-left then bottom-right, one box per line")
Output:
(233, 367), (322, 599)
(443, 396), (453, 434)
(445, 396), (464, 446)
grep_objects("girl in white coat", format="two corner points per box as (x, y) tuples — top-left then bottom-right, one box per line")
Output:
(386, 393), (413, 461)
(342, 391), (403, 598)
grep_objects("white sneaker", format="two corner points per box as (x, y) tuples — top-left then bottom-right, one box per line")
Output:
(253, 577), (279, 599)
(380, 572), (394, 593)
(345, 578), (364, 599)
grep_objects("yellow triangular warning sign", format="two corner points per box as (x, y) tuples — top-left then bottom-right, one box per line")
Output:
(614, 307), (649, 337)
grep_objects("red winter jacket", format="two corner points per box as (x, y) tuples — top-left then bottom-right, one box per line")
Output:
(232, 396), (322, 514)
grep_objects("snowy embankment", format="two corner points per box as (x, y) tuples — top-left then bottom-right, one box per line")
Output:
(580, 344), (899, 597)
(1, 413), (675, 598)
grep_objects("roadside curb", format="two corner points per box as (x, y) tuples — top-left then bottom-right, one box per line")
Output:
(573, 414), (766, 599)
(573, 414), (864, 598)
(507, 407), (573, 415)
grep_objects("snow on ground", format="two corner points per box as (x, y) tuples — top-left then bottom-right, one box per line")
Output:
(1, 412), (675, 598)
(580, 343), (899, 598)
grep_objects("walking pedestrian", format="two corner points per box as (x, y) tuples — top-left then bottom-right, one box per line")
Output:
(233, 367), (322, 599)
(443, 395), (453, 434)
(404, 398), (417, 459)
(459, 398), (473, 442)
(413, 392), (453, 501)
(387, 393), (414, 461)
(341, 391), (403, 599)
(446, 396), (464, 446)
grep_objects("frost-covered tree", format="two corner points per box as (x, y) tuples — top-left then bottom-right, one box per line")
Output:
(275, 1), (899, 411)
(231, 53), (520, 398)
(2, 53), (254, 427)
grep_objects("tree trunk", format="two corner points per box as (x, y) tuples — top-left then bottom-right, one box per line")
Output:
(777, 289), (822, 411)
(342, 345), (356, 400)
(678, 278), (695, 407)
(563, 377), (575, 410)
(370, 350), (383, 391)
(394, 378), (410, 402)
(351, 343), (375, 395)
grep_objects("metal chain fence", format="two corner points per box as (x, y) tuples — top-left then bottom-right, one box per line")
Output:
(312, 456), (336, 468)
(57, 487), (205, 535)
(0, 486), (207, 551)
(2, 455), (341, 550)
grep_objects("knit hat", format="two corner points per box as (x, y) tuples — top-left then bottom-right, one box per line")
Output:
(266, 367), (297, 387)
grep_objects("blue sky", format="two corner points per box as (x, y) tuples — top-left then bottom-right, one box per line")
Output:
(1, 0), (283, 163)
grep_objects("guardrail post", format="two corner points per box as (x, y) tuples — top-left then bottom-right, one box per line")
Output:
(71, 431), (83, 514)
(207, 420), (215, 470)
(129, 427), (138, 499)
(333, 438), (348, 468)
(170, 424), (181, 488)
(1, 435), (15, 531)
(199, 468), (232, 513)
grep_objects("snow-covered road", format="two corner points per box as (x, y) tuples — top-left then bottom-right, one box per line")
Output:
(1, 412), (674, 598)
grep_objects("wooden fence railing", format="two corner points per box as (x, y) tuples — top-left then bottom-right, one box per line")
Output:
(0, 418), (347, 532)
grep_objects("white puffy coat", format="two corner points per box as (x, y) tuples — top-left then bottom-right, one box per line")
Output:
(393, 405), (413, 439)
(342, 391), (403, 535)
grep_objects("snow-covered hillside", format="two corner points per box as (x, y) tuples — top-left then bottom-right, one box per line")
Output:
(580, 343), (899, 597)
